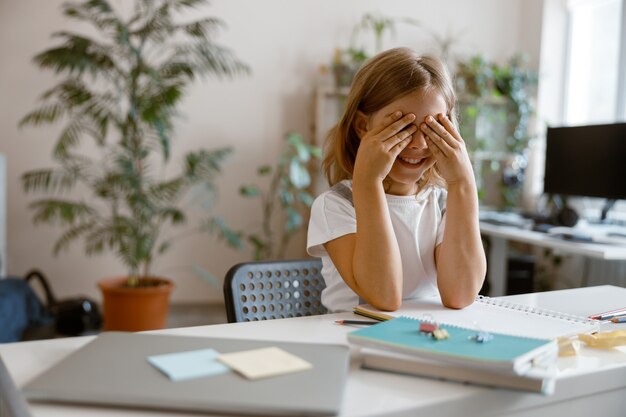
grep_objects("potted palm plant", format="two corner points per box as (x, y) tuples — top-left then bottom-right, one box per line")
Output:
(20, 0), (248, 331)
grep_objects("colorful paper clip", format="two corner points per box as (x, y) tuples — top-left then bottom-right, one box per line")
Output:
(419, 322), (438, 334)
(470, 331), (494, 343)
(432, 328), (450, 340)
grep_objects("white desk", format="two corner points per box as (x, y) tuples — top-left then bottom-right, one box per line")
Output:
(480, 221), (626, 296)
(2, 286), (626, 417)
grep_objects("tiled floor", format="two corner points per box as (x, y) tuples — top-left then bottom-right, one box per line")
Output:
(167, 303), (228, 329)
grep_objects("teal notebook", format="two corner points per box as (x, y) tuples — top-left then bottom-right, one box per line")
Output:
(348, 317), (557, 375)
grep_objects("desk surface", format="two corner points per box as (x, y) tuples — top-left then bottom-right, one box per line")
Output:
(2, 286), (626, 417)
(479, 222), (626, 260)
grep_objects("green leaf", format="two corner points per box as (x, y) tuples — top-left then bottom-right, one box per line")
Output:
(19, 103), (65, 127)
(279, 189), (294, 206)
(298, 191), (314, 207)
(35, 32), (118, 78)
(157, 240), (171, 254)
(289, 160), (311, 188)
(286, 132), (311, 162)
(257, 165), (272, 176)
(30, 199), (96, 225)
(52, 221), (96, 255)
(22, 169), (77, 194)
(239, 185), (261, 197)
(192, 264), (221, 289)
(285, 207), (302, 232)
(205, 217), (243, 249)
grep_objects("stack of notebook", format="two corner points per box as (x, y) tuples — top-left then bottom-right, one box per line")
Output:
(348, 296), (601, 394)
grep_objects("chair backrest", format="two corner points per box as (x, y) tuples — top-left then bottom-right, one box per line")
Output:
(223, 259), (327, 323)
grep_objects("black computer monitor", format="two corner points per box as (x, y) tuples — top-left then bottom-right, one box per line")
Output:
(544, 122), (626, 200)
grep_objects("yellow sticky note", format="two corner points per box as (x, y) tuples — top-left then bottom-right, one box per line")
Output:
(218, 347), (313, 380)
(578, 330), (626, 349)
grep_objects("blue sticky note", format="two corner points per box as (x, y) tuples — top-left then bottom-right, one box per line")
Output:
(147, 348), (230, 381)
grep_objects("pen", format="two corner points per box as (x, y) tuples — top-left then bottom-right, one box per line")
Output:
(596, 312), (626, 321)
(335, 320), (378, 326)
(611, 317), (626, 323)
(590, 307), (626, 320)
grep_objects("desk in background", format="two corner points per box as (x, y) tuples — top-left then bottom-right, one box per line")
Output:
(480, 212), (626, 296)
(1, 285), (626, 417)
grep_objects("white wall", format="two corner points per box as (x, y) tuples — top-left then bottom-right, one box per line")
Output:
(0, 0), (543, 303)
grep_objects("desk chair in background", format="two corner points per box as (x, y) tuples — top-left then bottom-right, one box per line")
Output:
(223, 259), (327, 323)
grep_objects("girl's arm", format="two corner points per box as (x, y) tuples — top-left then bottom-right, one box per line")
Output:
(324, 112), (417, 311)
(421, 114), (487, 308)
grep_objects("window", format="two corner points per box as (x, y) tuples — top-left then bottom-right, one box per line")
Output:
(563, 0), (626, 124)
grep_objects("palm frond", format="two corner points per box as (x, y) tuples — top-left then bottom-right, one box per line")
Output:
(169, 0), (206, 10)
(22, 169), (79, 194)
(130, 2), (174, 43)
(19, 103), (65, 127)
(184, 147), (232, 181)
(177, 17), (224, 41)
(35, 32), (120, 78)
(63, 0), (120, 33)
(201, 217), (243, 249)
(158, 207), (186, 225)
(147, 178), (185, 203)
(53, 221), (96, 255)
(174, 43), (250, 79)
(30, 199), (96, 225)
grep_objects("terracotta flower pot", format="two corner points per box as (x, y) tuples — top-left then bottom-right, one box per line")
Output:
(98, 277), (174, 332)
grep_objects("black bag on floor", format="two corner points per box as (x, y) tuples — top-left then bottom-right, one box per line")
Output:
(24, 270), (102, 337)
(0, 270), (102, 342)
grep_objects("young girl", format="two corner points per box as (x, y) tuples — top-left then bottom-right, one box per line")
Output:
(307, 47), (486, 313)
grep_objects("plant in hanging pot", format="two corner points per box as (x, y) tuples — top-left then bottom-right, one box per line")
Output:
(19, 0), (248, 331)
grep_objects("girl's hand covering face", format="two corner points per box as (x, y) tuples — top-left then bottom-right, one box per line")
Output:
(353, 111), (417, 184)
(420, 113), (474, 186)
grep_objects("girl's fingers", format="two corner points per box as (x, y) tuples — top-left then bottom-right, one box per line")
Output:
(384, 125), (417, 151)
(437, 113), (463, 142)
(423, 115), (458, 148)
(380, 113), (417, 141)
(421, 123), (450, 157)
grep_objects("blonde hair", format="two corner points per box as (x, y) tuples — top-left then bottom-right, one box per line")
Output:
(323, 47), (457, 188)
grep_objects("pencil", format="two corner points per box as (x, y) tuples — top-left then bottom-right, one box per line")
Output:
(335, 320), (378, 326)
(611, 316), (626, 323)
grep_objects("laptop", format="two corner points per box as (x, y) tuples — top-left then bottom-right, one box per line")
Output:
(23, 332), (349, 416)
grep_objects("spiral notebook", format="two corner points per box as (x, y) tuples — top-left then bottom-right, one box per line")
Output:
(348, 317), (557, 375)
(353, 294), (600, 340)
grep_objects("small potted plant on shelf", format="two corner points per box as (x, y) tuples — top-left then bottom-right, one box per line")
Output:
(20, 0), (248, 331)
(239, 133), (321, 261)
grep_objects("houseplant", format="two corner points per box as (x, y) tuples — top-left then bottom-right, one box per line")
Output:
(455, 54), (538, 209)
(20, 0), (248, 331)
(239, 133), (321, 261)
(332, 12), (420, 87)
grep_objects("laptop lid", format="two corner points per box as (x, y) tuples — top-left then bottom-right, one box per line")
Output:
(23, 332), (349, 416)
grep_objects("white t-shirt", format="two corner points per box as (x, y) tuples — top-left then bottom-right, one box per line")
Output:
(307, 180), (446, 312)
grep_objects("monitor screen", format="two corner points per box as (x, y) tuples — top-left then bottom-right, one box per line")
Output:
(544, 123), (626, 200)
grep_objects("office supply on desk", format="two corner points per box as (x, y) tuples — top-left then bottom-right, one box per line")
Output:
(360, 349), (556, 394)
(23, 332), (349, 416)
(611, 317), (626, 324)
(353, 307), (394, 321)
(335, 320), (378, 326)
(354, 295), (600, 340)
(147, 348), (230, 381)
(590, 306), (626, 320)
(348, 317), (557, 375)
(578, 330), (626, 349)
(218, 347), (312, 380)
